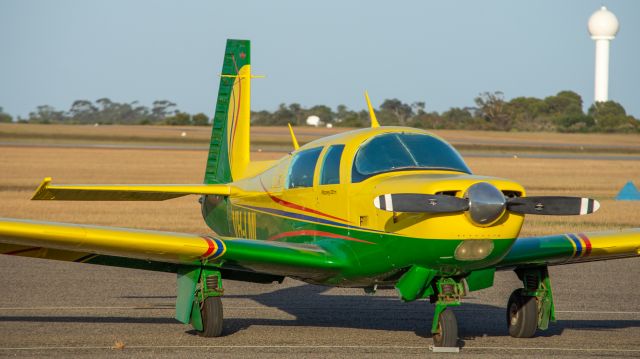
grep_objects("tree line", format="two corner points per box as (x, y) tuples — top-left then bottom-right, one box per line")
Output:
(1, 90), (638, 133)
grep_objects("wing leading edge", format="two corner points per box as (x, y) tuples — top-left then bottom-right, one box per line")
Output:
(497, 228), (640, 269)
(0, 218), (346, 278)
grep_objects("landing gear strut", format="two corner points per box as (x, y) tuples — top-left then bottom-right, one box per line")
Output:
(507, 266), (556, 338)
(430, 277), (464, 347)
(194, 270), (225, 337)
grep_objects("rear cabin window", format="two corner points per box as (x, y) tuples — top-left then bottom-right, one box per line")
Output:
(286, 147), (322, 189)
(320, 145), (345, 185)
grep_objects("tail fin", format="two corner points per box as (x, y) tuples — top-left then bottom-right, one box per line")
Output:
(204, 39), (251, 184)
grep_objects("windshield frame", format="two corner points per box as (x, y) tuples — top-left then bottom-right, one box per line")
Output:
(351, 132), (471, 182)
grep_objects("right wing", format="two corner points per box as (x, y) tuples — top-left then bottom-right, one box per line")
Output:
(31, 177), (255, 201)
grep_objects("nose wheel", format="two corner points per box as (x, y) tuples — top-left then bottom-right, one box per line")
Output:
(432, 307), (458, 347)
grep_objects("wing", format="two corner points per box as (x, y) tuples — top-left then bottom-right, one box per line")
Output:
(0, 218), (346, 278)
(31, 177), (255, 201)
(497, 228), (640, 269)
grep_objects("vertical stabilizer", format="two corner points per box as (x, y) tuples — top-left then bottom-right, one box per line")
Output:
(204, 39), (251, 184)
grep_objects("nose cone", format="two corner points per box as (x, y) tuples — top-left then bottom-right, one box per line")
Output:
(465, 182), (506, 226)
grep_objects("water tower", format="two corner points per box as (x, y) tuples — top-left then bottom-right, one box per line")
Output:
(588, 6), (619, 102)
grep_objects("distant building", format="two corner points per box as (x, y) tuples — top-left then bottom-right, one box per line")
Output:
(306, 115), (321, 127)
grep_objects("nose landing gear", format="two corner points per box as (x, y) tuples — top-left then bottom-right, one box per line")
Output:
(430, 277), (465, 348)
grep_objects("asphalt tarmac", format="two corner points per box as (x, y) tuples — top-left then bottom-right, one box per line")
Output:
(0, 255), (638, 358)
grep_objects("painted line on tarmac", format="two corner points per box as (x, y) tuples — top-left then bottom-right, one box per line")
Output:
(0, 306), (639, 315)
(0, 345), (639, 353)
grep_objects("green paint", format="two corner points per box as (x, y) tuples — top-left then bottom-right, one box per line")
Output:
(395, 266), (436, 302)
(499, 234), (575, 267)
(175, 265), (201, 324)
(204, 201), (516, 285)
(204, 39), (250, 184)
(431, 277), (464, 333)
(465, 267), (495, 292)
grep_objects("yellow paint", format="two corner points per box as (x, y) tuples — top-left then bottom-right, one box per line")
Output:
(227, 64), (252, 181)
(0, 218), (222, 264)
(31, 177), (257, 201)
(586, 229), (640, 258)
(288, 123), (300, 150)
(232, 209), (257, 239)
(365, 91), (380, 128)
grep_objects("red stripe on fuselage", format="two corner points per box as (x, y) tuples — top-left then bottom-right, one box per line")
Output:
(259, 181), (350, 223)
(578, 233), (592, 256)
(268, 230), (374, 244)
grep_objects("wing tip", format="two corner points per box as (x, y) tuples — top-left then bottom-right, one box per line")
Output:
(31, 177), (53, 200)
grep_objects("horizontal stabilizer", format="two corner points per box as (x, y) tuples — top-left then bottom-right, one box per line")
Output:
(31, 177), (252, 201)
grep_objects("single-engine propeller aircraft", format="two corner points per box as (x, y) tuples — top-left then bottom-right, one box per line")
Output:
(1, 39), (639, 347)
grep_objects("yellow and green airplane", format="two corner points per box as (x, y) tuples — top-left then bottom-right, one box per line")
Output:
(1, 39), (639, 347)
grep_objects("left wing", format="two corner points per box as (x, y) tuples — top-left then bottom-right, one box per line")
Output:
(497, 228), (640, 269)
(0, 218), (347, 278)
(31, 177), (254, 201)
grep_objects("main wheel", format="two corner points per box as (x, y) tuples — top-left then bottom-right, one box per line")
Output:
(432, 308), (458, 347)
(506, 289), (538, 338)
(198, 296), (223, 337)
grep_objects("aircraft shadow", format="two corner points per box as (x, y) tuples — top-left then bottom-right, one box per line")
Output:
(2, 283), (637, 343)
(217, 283), (640, 341)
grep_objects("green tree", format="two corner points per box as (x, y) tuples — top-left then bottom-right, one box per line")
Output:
(380, 98), (413, 126)
(164, 112), (191, 126)
(69, 100), (98, 124)
(474, 91), (511, 130)
(151, 100), (177, 121)
(28, 105), (66, 124)
(589, 101), (638, 133)
(192, 113), (209, 126)
(0, 107), (12, 123)
(544, 91), (583, 117)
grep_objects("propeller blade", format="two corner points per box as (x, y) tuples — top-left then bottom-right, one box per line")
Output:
(373, 194), (469, 213)
(507, 196), (600, 215)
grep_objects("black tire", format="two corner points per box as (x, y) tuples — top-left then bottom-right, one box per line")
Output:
(198, 296), (223, 337)
(432, 308), (458, 347)
(506, 289), (538, 338)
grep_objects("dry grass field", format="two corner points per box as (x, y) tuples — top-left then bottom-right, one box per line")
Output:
(1, 135), (639, 237)
(2, 123), (640, 154)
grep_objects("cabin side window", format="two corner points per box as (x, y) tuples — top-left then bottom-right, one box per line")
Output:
(286, 147), (322, 189)
(320, 144), (345, 185)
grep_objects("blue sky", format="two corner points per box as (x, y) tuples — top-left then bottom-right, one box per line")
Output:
(1, 0), (639, 118)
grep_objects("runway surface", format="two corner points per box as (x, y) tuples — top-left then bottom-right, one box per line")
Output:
(0, 255), (638, 358)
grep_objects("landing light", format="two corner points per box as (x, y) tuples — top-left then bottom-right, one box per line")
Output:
(454, 240), (494, 261)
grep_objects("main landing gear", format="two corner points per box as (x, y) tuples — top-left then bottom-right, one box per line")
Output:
(507, 266), (556, 338)
(194, 270), (225, 337)
(428, 265), (556, 347)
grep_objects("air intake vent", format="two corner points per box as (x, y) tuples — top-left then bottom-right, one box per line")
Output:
(435, 191), (459, 197)
(502, 190), (522, 198)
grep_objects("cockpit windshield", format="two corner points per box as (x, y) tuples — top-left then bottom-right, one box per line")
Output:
(352, 132), (471, 182)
